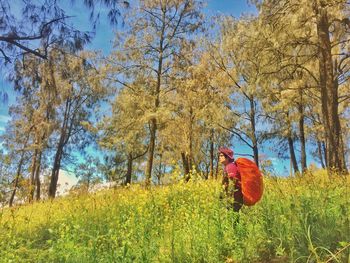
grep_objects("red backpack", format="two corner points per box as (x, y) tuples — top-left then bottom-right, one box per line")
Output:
(236, 158), (264, 206)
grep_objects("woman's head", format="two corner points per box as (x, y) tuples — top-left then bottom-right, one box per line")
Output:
(218, 147), (234, 164)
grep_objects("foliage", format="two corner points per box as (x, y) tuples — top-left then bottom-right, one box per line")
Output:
(0, 0), (128, 63)
(0, 170), (349, 262)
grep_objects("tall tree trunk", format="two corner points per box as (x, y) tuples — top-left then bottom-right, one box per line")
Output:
(298, 101), (307, 174)
(125, 153), (133, 185)
(157, 153), (163, 185)
(182, 109), (193, 182)
(29, 148), (38, 203)
(317, 140), (326, 169)
(249, 96), (259, 166)
(9, 152), (26, 207)
(209, 129), (214, 179)
(49, 97), (71, 198)
(288, 136), (299, 175)
(30, 159), (37, 200)
(181, 152), (190, 176)
(322, 141), (328, 167)
(35, 151), (42, 200)
(145, 29), (164, 186)
(49, 142), (64, 198)
(146, 118), (157, 186)
(9, 133), (31, 207)
(315, 4), (343, 173)
(35, 129), (47, 201)
(339, 132), (348, 173)
(186, 107), (194, 181)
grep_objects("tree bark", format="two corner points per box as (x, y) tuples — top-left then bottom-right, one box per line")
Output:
(49, 142), (64, 198)
(287, 136), (299, 175)
(9, 152), (26, 207)
(145, 17), (164, 186)
(298, 101), (307, 174)
(322, 141), (328, 168)
(48, 96), (73, 198)
(156, 153), (163, 185)
(315, 4), (343, 174)
(249, 96), (259, 167)
(181, 152), (190, 176)
(339, 134), (348, 173)
(317, 140), (326, 169)
(125, 153), (133, 185)
(186, 107), (194, 181)
(29, 148), (38, 202)
(9, 133), (31, 207)
(35, 151), (42, 200)
(209, 129), (214, 179)
(145, 118), (157, 186)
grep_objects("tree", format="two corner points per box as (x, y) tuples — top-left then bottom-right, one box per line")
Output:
(45, 49), (106, 198)
(108, 0), (203, 185)
(0, 150), (13, 206)
(1, 100), (34, 206)
(253, 0), (349, 173)
(0, 0), (128, 64)
(74, 156), (103, 193)
(209, 16), (270, 167)
(12, 53), (56, 201)
(98, 84), (149, 185)
(163, 44), (231, 179)
(12, 48), (107, 199)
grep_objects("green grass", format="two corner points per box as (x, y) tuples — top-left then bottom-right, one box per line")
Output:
(0, 170), (349, 262)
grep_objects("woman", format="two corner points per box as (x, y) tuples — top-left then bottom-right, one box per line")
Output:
(219, 147), (243, 212)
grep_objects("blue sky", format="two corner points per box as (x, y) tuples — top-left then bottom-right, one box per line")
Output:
(206, 0), (256, 15)
(0, 1), (296, 176)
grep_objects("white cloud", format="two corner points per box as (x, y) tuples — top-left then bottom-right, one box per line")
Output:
(56, 170), (79, 196)
(56, 170), (115, 195)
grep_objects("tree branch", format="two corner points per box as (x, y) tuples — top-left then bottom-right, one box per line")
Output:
(0, 48), (11, 63)
(0, 38), (47, 59)
(217, 123), (253, 148)
(132, 146), (149, 160)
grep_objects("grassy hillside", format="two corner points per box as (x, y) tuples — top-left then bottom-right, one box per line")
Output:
(0, 170), (349, 262)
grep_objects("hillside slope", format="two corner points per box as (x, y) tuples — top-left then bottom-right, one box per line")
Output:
(0, 170), (349, 262)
